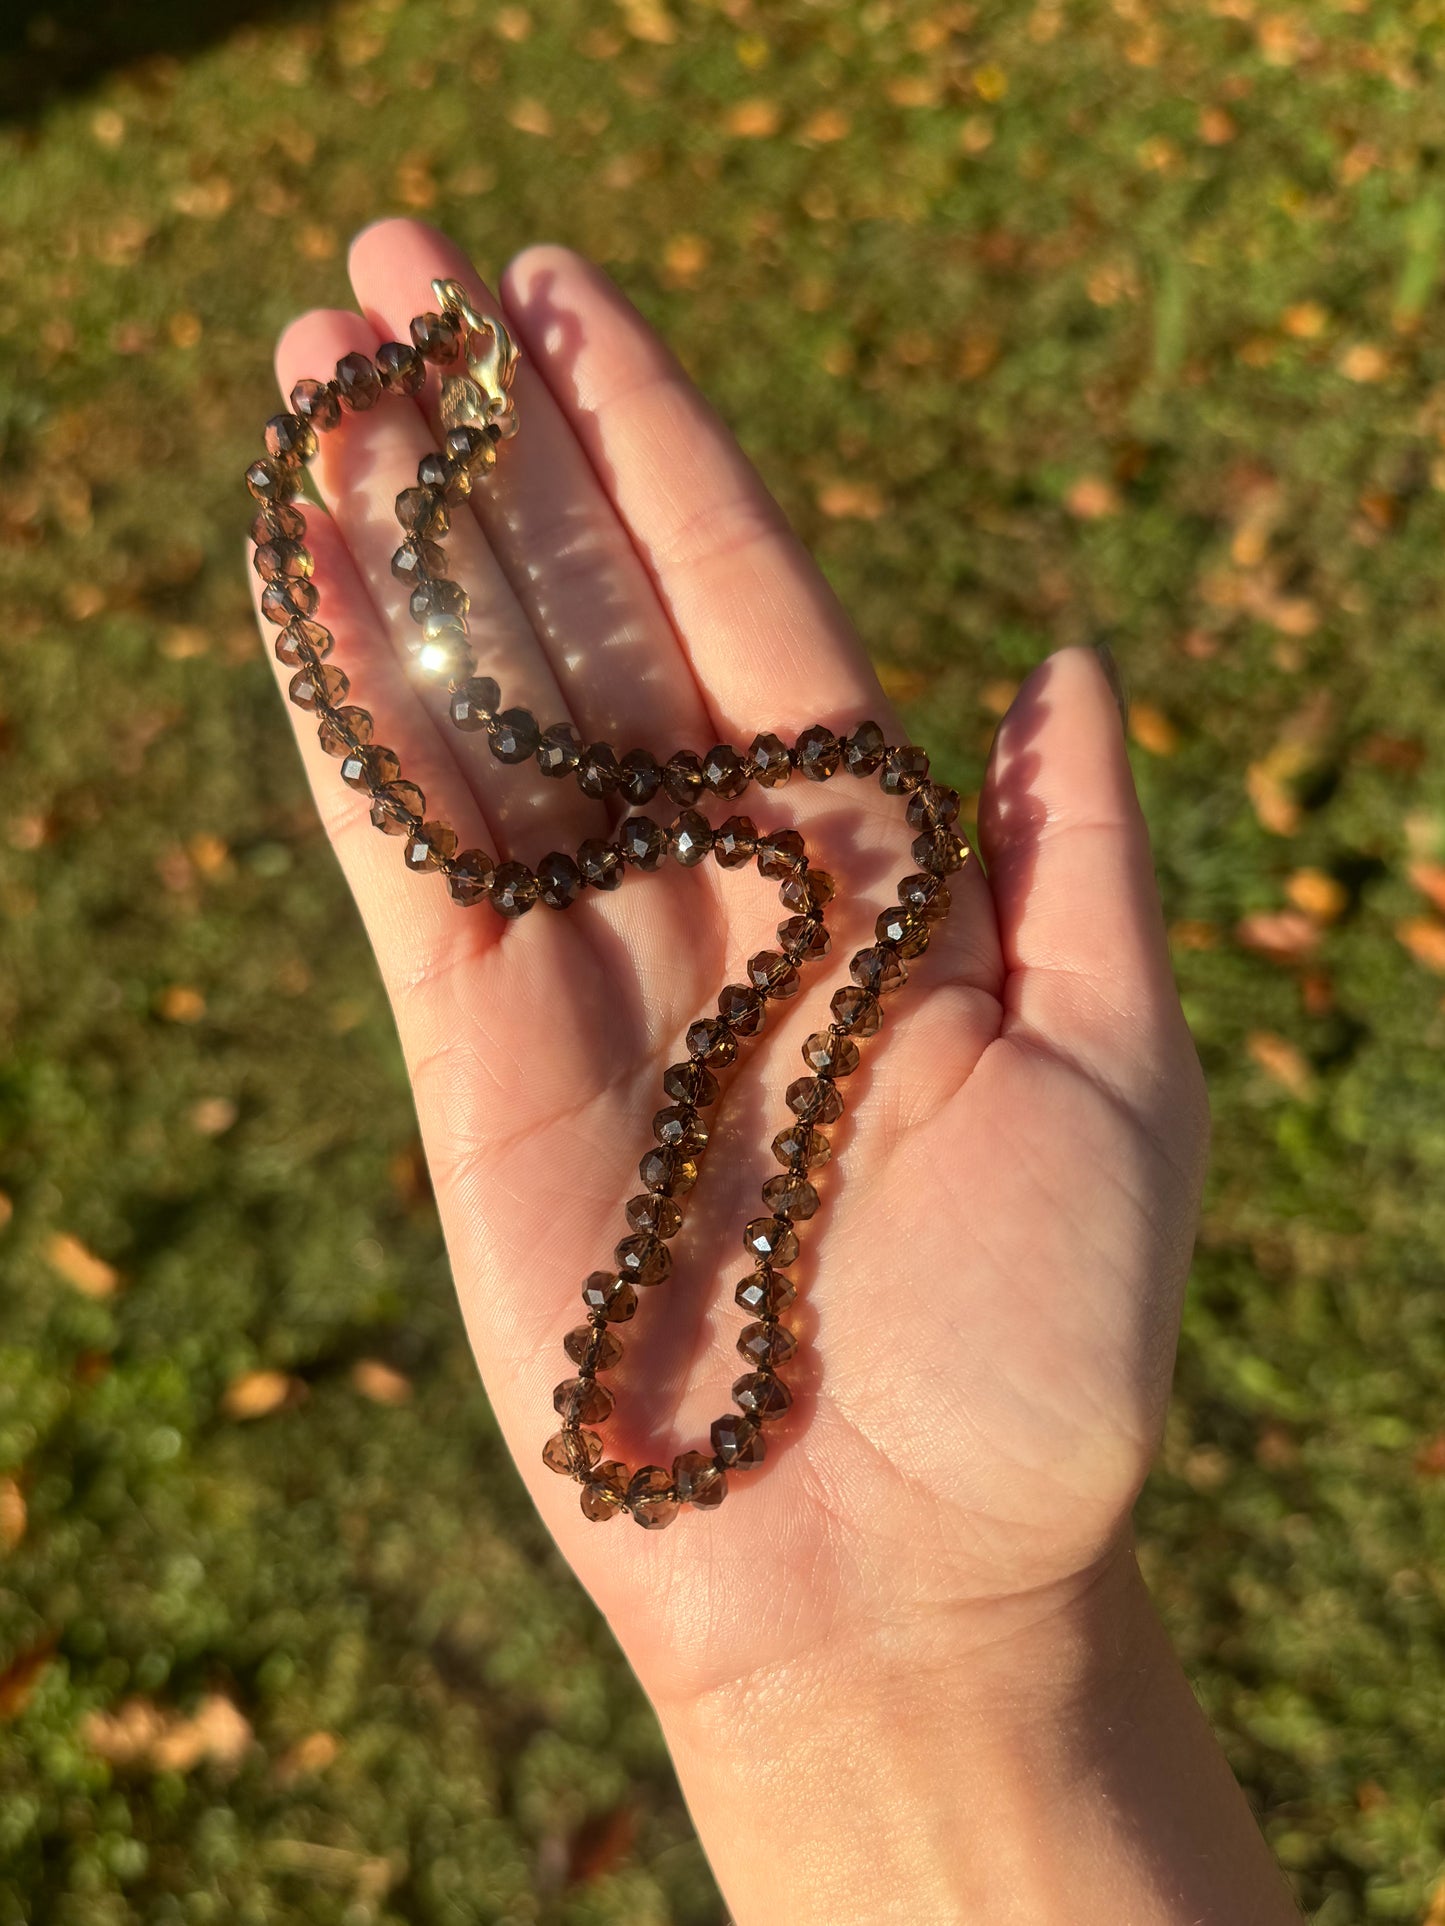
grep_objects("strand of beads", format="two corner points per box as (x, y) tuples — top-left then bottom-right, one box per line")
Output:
(246, 294), (970, 1528)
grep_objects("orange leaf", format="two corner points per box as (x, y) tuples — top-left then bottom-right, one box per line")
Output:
(1235, 910), (1319, 962)
(0, 1638), (56, 1719)
(222, 1370), (298, 1420)
(1408, 860), (1445, 915)
(1285, 869), (1347, 925)
(1398, 918), (1445, 974)
(351, 1360), (412, 1406)
(1247, 1031), (1314, 1097)
(46, 1232), (120, 1298)
(1129, 702), (1180, 756)
(816, 480), (884, 521)
(0, 1477), (26, 1552)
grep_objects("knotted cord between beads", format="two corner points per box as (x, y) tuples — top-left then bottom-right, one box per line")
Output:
(246, 288), (971, 1530)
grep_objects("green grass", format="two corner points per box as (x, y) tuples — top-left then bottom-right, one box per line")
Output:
(5, 1), (1445, 1918)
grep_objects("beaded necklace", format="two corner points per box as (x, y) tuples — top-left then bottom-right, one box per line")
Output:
(247, 279), (969, 1529)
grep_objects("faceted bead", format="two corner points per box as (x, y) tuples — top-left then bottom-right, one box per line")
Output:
(275, 616), (332, 666)
(370, 780), (426, 833)
(543, 1427), (604, 1475)
(253, 538), (311, 583)
(448, 848), (495, 906)
(335, 351), (381, 410)
(663, 750), (704, 804)
(578, 840), (624, 891)
(261, 578), (320, 626)
(564, 1324), (624, 1372)
(744, 1216), (799, 1266)
(802, 1030), (860, 1077)
(627, 1465), (679, 1529)
(787, 1075), (844, 1124)
(615, 1232), (671, 1287)
(410, 309), (461, 361)
(733, 1370), (793, 1422)
(639, 1146), (699, 1196)
(900, 871), (950, 920)
(619, 815), (666, 870)
(263, 412), (317, 465)
(795, 724), (842, 781)
(830, 985), (883, 1036)
(913, 828), (968, 876)
(738, 1321), (798, 1368)
(778, 915), (830, 963)
(580, 1461), (629, 1520)
(772, 1123), (831, 1170)
(876, 904), (930, 957)
(685, 1016), (738, 1067)
(490, 862), (539, 916)
(288, 662), (349, 711)
(245, 457), (294, 502)
(553, 1376), (614, 1425)
(779, 868), (836, 914)
(702, 744), (748, 797)
(843, 719), (887, 775)
(413, 577), (470, 623)
(906, 782), (962, 831)
(577, 742), (621, 799)
(582, 1271), (638, 1322)
(619, 747), (664, 805)
(536, 851), (583, 910)
(488, 708), (541, 763)
(536, 721), (583, 778)
(290, 377), (342, 432)
(711, 1412), (766, 1468)
(653, 1105), (708, 1155)
(736, 1269), (797, 1316)
(749, 732), (792, 787)
(880, 744), (930, 794)
(251, 502), (307, 545)
(391, 535), (446, 583)
(341, 744), (401, 792)
(663, 1061), (720, 1107)
(756, 830), (806, 879)
(404, 820), (459, 872)
(376, 339), (426, 394)
(449, 678), (500, 733)
(445, 424), (489, 464)
(712, 816), (758, 868)
(674, 1449), (727, 1509)
(850, 945), (908, 996)
(318, 707), (373, 755)
(762, 1173), (819, 1220)
(396, 486), (448, 537)
(626, 1193), (684, 1238)
(717, 983), (765, 1037)
(668, 810), (713, 867)
(747, 951), (801, 1000)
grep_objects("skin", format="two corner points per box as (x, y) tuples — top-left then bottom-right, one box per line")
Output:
(249, 218), (1303, 1924)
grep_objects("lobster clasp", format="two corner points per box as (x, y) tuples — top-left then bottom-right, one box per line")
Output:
(431, 277), (520, 439)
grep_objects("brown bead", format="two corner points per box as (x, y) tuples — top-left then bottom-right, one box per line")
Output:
(738, 1321), (798, 1368)
(448, 679), (500, 734)
(795, 724), (841, 780)
(712, 816), (758, 868)
(536, 851), (583, 910)
(674, 1449), (728, 1509)
(543, 1427), (604, 1476)
(274, 616), (332, 666)
(702, 744), (748, 797)
(288, 662), (349, 711)
(582, 1272), (638, 1322)
(762, 1173), (819, 1220)
(850, 945), (908, 996)
(913, 828), (968, 875)
(391, 535), (446, 584)
(668, 809), (713, 866)
(404, 820), (459, 872)
(488, 708), (540, 762)
(685, 1016), (738, 1067)
(779, 868), (835, 914)
(245, 457), (295, 503)
(876, 904), (930, 957)
(627, 1465), (679, 1529)
(335, 351), (381, 411)
(445, 424), (490, 465)
(262, 579), (320, 626)
(880, 744), (930, 794)
(716, 982), (766, 1038)
(653, 1104), (708, 1155)
(490, 862), (539, 916)
(376, 339), (426, 394)
(396, 485), (448, 538)
(410, 309), (461, 361)
(579, 840), (624, 891)
(711, 1412), (766, 1468)
(318, 707), (373, 756)
(537, 722), (583, 778)
(253, 538), (311, 583)
(843, 719), (886, 775)
(830, 985), (882, 1036)
(564, 1324), (624, 1372)
(554, 1376), (614, 1425)
(772, 1123), (831, 1170)
(619, 747), (664, 805)
(733, 1370), (792, 1421)
(749, 732), (792, 786)
(900, 871), (950, 920)
(251, 502), (307, 545)
(448, 849), (494, 906)
(802, 1031), (859, 1078)
(639, 1146), (699, 1196)
(906, 782), (962, 830)
(369, 780), (426, 833)
(290, 377), (342, 432)
(263, 412), (317, 465)
(736, 1269), (797, 1315)
(619, 815), (666, 870)
(341, 744), (401, 792)
(615, 1232), (671, 1287)
(663, 750), (704, 805)
(787, 1076), (844, 1124)
(778, 915), (830, 963)
(625, 1193), (684, 1238)
(663, 1061), (720, 1107)
(747, 951), (801, 1000)
(756, 829), (806, 879)
(580, 1461), (629, 1520)
(743, 1216), (799, 1266)
(577, 742), (621, 799)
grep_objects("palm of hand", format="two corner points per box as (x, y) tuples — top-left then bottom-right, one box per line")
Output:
(253, 221), (1208, 1715)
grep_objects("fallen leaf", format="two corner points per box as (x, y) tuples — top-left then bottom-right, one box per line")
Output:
(0, 1478), (26, 1552)
(508, 98), (552, 137)
(566, 1804), (638, 1885)
(1398, 917), (1445, 974)
(1339, 343), (1389, 383)
(1065, 475), (1120, 519)
(351, 1360), (412, 1406)
(275, 1730), (339, 1783)
(1408, 860), (1445, 914)
(1246, 761), (1301, 835)
(1236, 910), (1319, 962)
(1247, 1030), (1314, 1097)
(661, 233), (709, 288)
(85, 1693), (253, 1772)
(0, 1639), (56, 1719)
(1198, 105), (1237, 145)
(0, 1192), (13, 1231)
(159, 985), (206, 1023)
(798, 107), (849, 143)
(495, 6), (532, 38)
(816, 480), (884, 520)
(726, 98), (781, 139)
(222, 1370), (298, 1420)
(1282, 301), (1327, 340)
(1285, 869), (1347, 924)
(617, 0), (675, 43)
(47, 1232), (120, 1298)
(189, 1097), (238, 1136)
(1129, 702), (1180, 756)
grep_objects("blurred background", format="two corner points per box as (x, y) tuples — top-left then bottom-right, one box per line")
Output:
(3, 0), (1445, 1919)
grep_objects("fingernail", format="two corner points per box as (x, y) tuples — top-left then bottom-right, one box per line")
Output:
(1094, 642), (1129, 728)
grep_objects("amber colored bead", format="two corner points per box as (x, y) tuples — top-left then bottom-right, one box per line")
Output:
(830, 984), (882, 1036)
(850, 945), (908, 996)
(674, 1449), (728, 1509)
(536, 851), (583, 910)
(410, 309), (460, 361)
(711, 1412), (766, 1467)
(619, 747), (664, 806)
(787, 1076), (844, 1125)
(778, 915), (830, 963)
(779, 868), (835, 914)
(900, 871), (950, 920)
(370, 780), (426, 833)
(749, 732), (792, 786)
(717, 983), (766, 1037)
(615, 1232), (671, 1286)
(738, 1321), (798, 1369)
(245, 457), (295, 503)
(263, 579), (321, 627)
(582, 1272), (638, 1322)
(843, 719), (887, 775)
(773, 1122), (831, 1170)
(627, 1465), (679, 1529)
(668, 809), (713, 867)
(747, 951), (801, 1000)
(580, 1462), (629, 1520)
(376, 339), (426, 394)
(744, 1216), (799, 1266)
(663, 1060), (720, 1107)
(288, 662), (349, 711)
(543, 1427), (604, 1476)
(685, 1016), (738, 1067)
(335, 351), (381, 411)
(537, 722), (584, 778)
(733, 1370), (793, 1421)
(274, 616), (332, 666)
(341, 744), (400, 792)
(554, 1376), (614, 1425)
(619, 815), (666, 870)
(423, 452), (470, 506)
(263, 412), (318, 466)
(653, 1104), (708, 1155)
(626, 1193), (684, 1238)
(913, 828), (968, 875)
(405, 821), (458, 872)
(639, 1146), (699, 1196)
(736, 1269), (797, 1316)
(290, 377), (342, 432)
(762, 1172), (819, 1220)
(445, 424), (490, 465)
(251, 502), (307, 545)
(318, 707), (373, 755)
(579, 839), (624, 891)
(396, 485), (448, 538)
(876, 903), (930, 957)
(880, 744), (930, 793)
(490, 862), (539, 916)
(795, 724), (842, 781)
(253, 538), (310, 583)
(756, 829), (806, 879)
(906, 782), (961, 830)
(577, 742), (621, 799)
(564, 1324), (624, 1372)
(391, 535), (446, 584)
(711, 816), (757, 868)
(663, 750), (704, 804)
(702, 744), (748, 797)
(802, 1030), (859, 1077)
(488, 707), (540, 762)
(448, 849), (495, 906)
(414, 576), (471, 623)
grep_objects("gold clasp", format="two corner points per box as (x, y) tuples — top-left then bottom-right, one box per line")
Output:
(431, 277), (519, 439)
